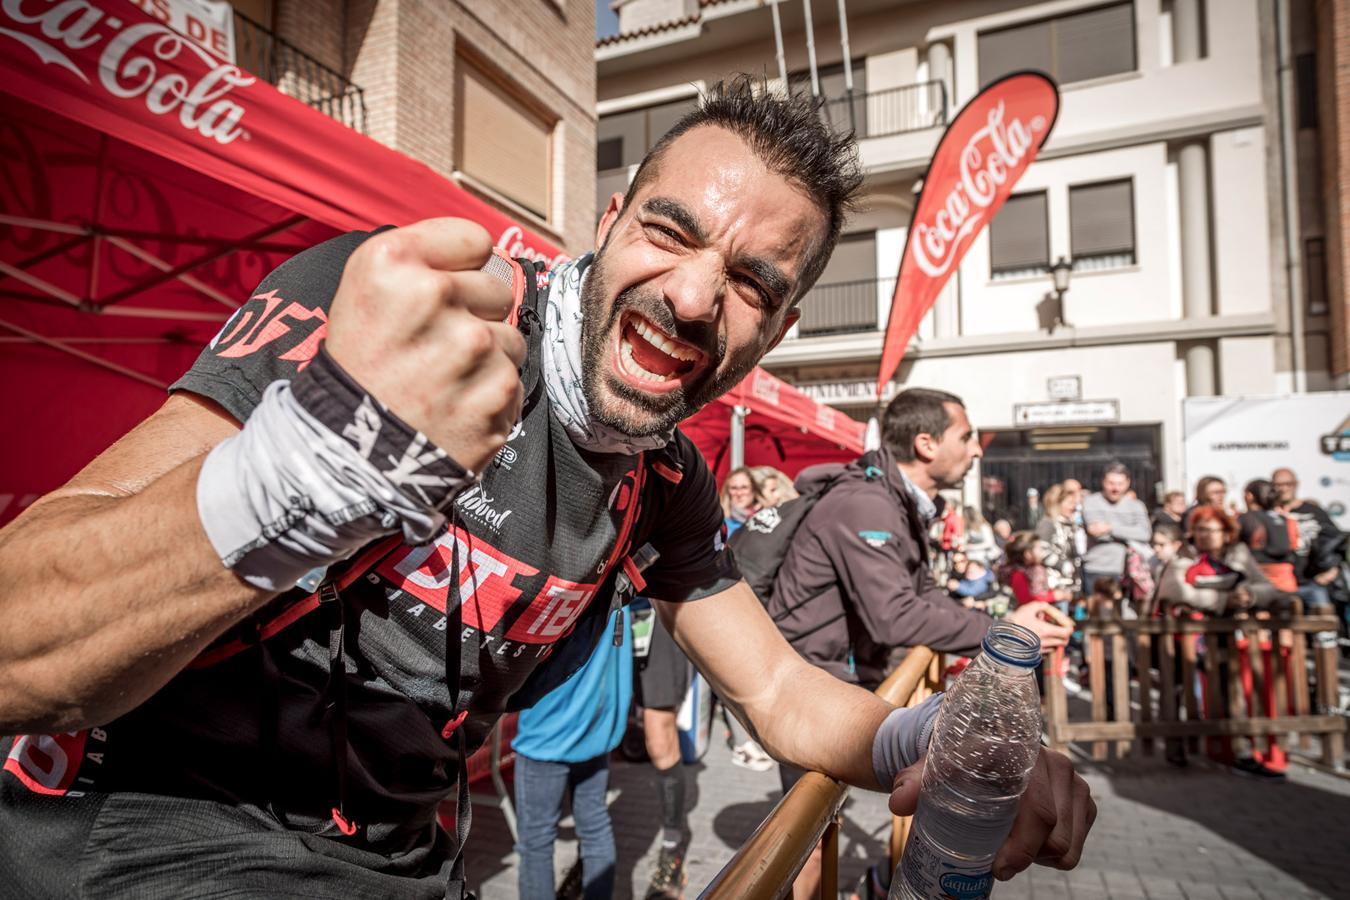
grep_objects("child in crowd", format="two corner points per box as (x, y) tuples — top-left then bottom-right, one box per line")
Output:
(1006, 531), (1074, 607)
(1145, 523), (1185, 618)
(1087, 576), (1124, 620)
(949, 559), (996, 600)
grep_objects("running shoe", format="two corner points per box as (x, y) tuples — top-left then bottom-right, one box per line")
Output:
(556, 859), (583, 900)
(1230, 756), (1287, 781)
(730, 740), (774, 772)
(644, 844), (688, 899)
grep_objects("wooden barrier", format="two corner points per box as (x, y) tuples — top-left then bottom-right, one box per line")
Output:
(700, 648), (939, 900)
(1044, 613), (1346, 769)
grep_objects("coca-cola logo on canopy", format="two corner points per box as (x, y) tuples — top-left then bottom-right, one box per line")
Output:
(877, 71), (1059, 395)
(0, 0), (254, 144)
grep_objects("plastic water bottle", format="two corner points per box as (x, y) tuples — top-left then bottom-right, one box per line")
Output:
(889, 622), (1043, 900)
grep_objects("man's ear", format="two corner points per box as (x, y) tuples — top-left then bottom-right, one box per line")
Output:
(595, 192), (626, 249)
(767, 308), (801, 352)
(913, 431), (938, 464)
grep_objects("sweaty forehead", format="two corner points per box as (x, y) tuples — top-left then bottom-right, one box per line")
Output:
(638, 127), (825, 267)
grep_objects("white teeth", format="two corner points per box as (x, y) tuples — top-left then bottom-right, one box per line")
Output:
(620, 336), (674, 383)
(631, 316), (699, 362)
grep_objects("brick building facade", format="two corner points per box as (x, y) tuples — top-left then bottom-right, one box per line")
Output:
(1316, 0), (1350, 386)
(238, 0), (597, 254)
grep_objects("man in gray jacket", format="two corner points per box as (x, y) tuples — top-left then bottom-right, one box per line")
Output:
(769, 388), (1070, 685)
(767, 387), (1071, 897)
(1081, 463), (1154, 596)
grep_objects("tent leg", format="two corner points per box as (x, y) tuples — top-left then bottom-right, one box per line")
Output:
(730, 405), (748, 471)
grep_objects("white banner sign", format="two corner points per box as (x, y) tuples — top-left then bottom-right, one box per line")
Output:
(126, 0), (237, 63)
(1183, 393), (1350, 529)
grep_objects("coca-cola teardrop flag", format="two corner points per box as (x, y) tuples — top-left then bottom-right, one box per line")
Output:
(876, 71), (1060, 396)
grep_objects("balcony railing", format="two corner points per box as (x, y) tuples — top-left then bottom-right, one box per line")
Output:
(798, 276), (893, 337)
(819, 80), (947, 139)
(233, 12), (367, 133)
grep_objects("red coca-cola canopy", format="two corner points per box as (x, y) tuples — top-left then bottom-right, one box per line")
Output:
(684, 369), (866, 482)
(0, 0), (563, 523)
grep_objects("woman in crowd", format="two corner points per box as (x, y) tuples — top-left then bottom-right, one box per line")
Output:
(719, 466), (763, 535)
(1035, 482), (1081, 594)
(1238, 479), (1300, 595)
(719, 466), (775, 771)
(1157, 506), (1288, 778)
(963, 505), (1000, 567)
(1183, 475), (1229, 531)
(1158, 506), (1280, 615)
(752, 465), (798, 508)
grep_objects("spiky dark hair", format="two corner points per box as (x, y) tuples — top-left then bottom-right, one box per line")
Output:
(621, 75), (864, 303)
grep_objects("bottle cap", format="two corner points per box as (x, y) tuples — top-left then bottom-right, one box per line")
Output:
(981, 621), (1042, 668)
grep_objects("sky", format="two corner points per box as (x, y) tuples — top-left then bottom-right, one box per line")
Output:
(595, 0), (620, 40)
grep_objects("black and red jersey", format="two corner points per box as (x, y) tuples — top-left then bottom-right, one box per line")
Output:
(0, 230), (738, 897)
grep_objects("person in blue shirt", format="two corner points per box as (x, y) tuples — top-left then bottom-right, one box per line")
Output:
(513, 607), (632, 899)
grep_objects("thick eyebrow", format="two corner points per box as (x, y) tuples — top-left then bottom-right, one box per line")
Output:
(732, 254), (792, 306)
(641, 196), (793, 305)
(640, 197), (707, 244)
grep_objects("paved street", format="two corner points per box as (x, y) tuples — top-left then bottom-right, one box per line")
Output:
(465, 733), (1350, 899)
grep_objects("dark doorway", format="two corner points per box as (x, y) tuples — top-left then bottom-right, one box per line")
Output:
(980, 425), (1161, 529)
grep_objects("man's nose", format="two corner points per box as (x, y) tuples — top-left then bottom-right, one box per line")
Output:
(663, 253), (722, 324)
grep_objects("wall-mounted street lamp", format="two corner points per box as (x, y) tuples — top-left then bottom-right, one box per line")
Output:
(1049, 256), (1073, 328)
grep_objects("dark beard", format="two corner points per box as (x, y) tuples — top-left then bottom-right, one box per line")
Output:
(578, 250), (758, 437)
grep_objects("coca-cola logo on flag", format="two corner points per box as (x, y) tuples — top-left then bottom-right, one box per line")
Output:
(877, 72), (1059, 395)
(0, 0), (255, 144)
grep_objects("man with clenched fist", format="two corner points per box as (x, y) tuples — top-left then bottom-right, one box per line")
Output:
(0, 78), (1094, 899)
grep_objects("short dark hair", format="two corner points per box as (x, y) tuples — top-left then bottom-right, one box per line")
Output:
(883, 388), (965, 463)
(1103, 462), (1131, 480)
(622, 75), (863, 302)
(1244, 478), (1277, 510)
(1153, 522), (1183, 543)
(1006, 530), (1040, 567)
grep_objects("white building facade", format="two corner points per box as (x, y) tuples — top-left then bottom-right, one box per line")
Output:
(598, 0), (1332, 522)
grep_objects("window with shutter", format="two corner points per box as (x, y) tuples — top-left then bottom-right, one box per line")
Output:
(979, 19), (1052, 89)
(800, 231), (879, 335)
(597, 137), (623, 172)
(989, 192), (1050, 279)
(456, 58), (553, 221)
(1069, 179), (1135, 270)
(597, 97), (698, 172)
(979, 2), (1135, 88)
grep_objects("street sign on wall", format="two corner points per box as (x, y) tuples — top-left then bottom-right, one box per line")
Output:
(1013, 400), (1120, 426)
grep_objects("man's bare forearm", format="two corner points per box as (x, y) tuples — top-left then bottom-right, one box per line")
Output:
(749, 653), (894, 791)
(0, 457), (274, 734)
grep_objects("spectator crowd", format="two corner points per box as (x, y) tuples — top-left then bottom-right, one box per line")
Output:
(501, 388), (1349, 897)
(931, 463), (1349, 779)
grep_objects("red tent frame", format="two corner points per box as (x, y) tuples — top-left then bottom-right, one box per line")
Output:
(684, 368), (866, 482)
(0, 0), (562, 522)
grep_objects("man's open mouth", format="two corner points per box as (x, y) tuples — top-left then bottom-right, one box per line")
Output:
(615, 312), (707, 388)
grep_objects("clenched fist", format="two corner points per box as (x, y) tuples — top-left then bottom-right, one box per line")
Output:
(324, 219), (527, 476)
